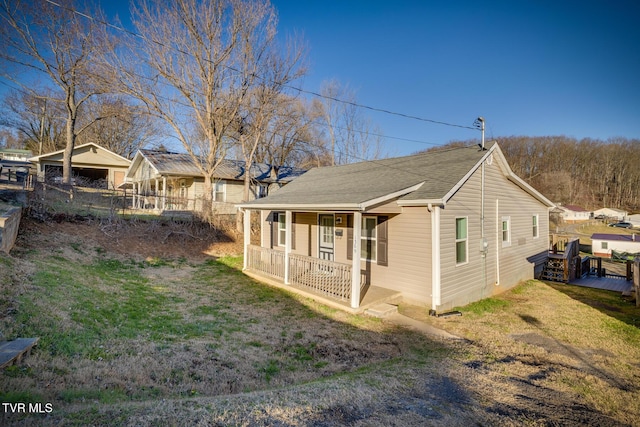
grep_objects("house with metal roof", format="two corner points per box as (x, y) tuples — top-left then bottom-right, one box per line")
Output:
(237, 142), (555, 313)
(124, 149), (306, 214)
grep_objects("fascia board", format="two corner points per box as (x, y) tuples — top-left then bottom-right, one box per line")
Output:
(397, 199), (445, 207)
(236, 203), (364, 211)
(360, 182), (425, 210)
(491, 147), (555, 208)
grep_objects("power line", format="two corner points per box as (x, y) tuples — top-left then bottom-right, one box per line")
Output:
(40, 0), (478, 133)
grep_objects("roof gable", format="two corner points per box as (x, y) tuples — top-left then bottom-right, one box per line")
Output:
(29, 143), (131, 167)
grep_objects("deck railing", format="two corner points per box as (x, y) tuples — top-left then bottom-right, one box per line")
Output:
(246, 245), (355, 301)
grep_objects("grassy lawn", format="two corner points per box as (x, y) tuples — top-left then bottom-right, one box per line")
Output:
(1, 218), (639, 426)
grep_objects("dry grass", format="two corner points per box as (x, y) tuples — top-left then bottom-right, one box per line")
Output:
(1, 218), (639, 426)
(403, 280), (640, 426)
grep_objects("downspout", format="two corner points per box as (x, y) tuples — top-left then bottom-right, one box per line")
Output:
(428, 203), (441, 312)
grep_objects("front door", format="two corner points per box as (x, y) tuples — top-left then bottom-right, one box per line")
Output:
(319, 214), (335, 261)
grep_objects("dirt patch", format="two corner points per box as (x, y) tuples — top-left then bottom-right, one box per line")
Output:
(19, 216), (242, 261)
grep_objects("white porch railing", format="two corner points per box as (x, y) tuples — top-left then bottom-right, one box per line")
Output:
(246, 245), (358, 301)
(247, 245), (285, 280)
(289, 253), (352, 300)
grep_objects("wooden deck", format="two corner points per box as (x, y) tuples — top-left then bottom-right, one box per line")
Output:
(569, 276), (633, 293)
(0, 338), (39, 369)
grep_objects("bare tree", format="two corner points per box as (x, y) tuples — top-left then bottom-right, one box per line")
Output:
(252, 95), (325, 168)
(115, 0), (285, 215)
(316, 79), (386, 165)
(0, 89), (67, 154)
(77, 96), (161, 158)
(0, 0), (114, 184)
(233, 35), (306, 213)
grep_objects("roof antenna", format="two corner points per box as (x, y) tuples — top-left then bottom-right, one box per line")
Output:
(473, 117), (485, 150)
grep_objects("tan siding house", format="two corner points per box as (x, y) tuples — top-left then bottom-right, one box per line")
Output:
(29, 143), (131, 189)
(124, 150), (306, 214)
(239, 142), (554, 313)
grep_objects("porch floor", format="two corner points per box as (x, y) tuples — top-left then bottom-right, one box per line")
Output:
(569, 276), (633, 293)
(243, 270), (403, 314)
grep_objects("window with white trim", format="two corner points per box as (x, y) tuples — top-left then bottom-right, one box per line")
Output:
(361, 216), (377, 261)
(455, 217), (468, 264)
(601, 241), (608, 250)
(277, 213), (287, 246)
(213, 180), (225, 202)
(502, 216), (511, 247)
(532, 214), (539, 238)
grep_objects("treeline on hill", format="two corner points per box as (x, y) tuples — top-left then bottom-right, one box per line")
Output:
(438, 136), (640, 212)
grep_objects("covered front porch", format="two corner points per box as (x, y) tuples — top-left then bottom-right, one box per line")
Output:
(243, 245), (401, 313)
(241, 209), (395, 310)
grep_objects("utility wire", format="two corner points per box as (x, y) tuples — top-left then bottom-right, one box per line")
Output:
(41, 0), (479, 133)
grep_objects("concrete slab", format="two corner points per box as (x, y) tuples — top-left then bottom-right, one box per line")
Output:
(365, 303), (398, 318)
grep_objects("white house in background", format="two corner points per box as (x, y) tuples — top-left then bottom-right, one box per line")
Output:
(593, 207), (628, 221)
(591, 233), (640, 258)
(558, 205), (590, 223)
(628, 214), (640, 229)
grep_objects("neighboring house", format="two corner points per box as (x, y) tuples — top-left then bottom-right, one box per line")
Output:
(591, 233), (640, 258)
(29, 143), (131, 190)
(238, 142), (555, 313)
(0, 149), (34, 184)
(0, 148), (32, 161)
(123, 149), (306, 214)
(592, 207), (628, 221)
(558, 205), (590, 223)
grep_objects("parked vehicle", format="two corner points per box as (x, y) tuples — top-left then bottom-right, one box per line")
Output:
(608, 222), (633, 228)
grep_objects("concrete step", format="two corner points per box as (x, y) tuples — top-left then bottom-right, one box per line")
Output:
(365, 303), (398, 318)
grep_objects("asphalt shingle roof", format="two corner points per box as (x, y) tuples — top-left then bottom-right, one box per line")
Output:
(246, 142), (495, 207)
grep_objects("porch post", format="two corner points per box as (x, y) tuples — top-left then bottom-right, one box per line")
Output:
(162, 177), (167, 210)
(154, 178), (159, 209)
(133, 182), (138, 209)
(243, 208), (251, 270)
(284, 210), (292, 284)
(351, 211), (362, 308)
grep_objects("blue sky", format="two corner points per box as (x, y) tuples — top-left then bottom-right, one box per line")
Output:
(270, 0), (640, 155)
(55, 0), (640, 156)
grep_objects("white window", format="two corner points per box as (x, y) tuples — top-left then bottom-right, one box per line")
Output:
(455, 217), (467, 264)
(502, 216), (511, 247)
(257, 184), (268, 199)
(361, 216), (377, 262)
(601, 242), (608, 250)
(278, 213), (286, 246)
(532, 214), (539, 238)
(213, 180), (225, 202)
